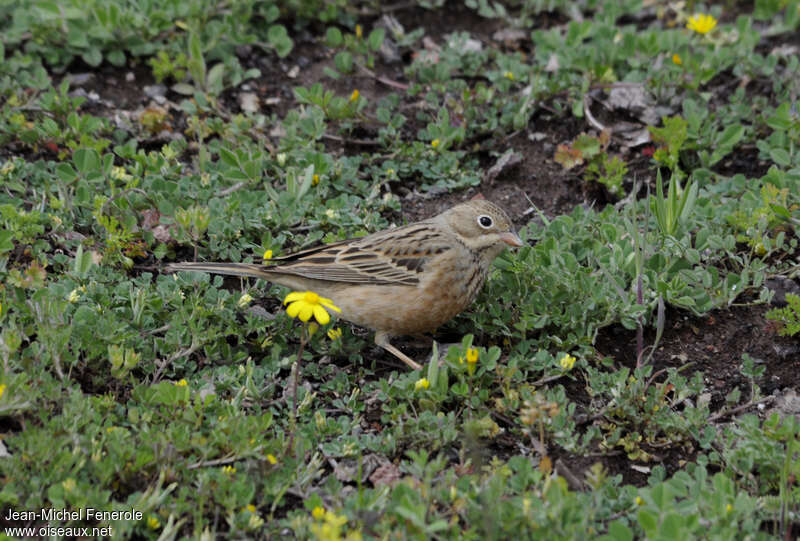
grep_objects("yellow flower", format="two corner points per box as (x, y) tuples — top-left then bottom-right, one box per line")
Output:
(672, 53), (682, 65)
(147, 515), (160, 529)
(415, 378), (430, 390)
(686, 13), (717, 34)
(266, 454), (278, 465)
(349, 89), (359, 103)
(238, 293), (253, 307)
(312, 506), (326, 520)
(263, 249), (273, 261)
(283, 291), (341, 325)
(635, 496), (644, 506)
(312, 173), (320, 185)
(245, 504), (256, 513)
(175, 379), (188, 387)
(355, 25), (362, 39)
(222, 465), (236, 475)
(327, 327), (342, 340)
(503, 70), (514, 80)
(559, 354), (576, 371)
(0, 384), (5, 399)
(431, 138), (440, 149)
(386, 168), (395, 176)
(726, 503), (733, 513)
(466, 348), (478, 364)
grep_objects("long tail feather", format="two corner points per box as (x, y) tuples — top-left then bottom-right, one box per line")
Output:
(166, 262), (274, 280)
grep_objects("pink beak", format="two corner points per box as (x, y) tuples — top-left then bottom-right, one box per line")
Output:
(499, 231), (524, 247)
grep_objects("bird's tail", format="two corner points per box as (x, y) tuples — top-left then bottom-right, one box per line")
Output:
(166, 262), (275, 280)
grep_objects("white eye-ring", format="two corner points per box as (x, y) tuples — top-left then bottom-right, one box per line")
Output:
(477, 215), (493, 229)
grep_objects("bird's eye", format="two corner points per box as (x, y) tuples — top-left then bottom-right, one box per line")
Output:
(477, 215), (493, 229)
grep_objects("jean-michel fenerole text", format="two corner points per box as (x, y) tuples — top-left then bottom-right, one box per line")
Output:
(5, 507), (142, 521)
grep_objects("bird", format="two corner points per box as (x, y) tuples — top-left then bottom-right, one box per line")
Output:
(166, 197), (523, 370)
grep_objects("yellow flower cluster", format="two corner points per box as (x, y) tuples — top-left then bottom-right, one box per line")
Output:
(415, 378), (430, 390)
(310, 507), (362, 541)
(559, 354), (576, 371)
(327, 327), (342, 341)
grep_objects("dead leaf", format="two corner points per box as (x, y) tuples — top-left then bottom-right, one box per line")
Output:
(554, 144), (584, 170)
(485, 149), (522, 183)
(369, 462), (402, 487)
(239, 92), (260, 114)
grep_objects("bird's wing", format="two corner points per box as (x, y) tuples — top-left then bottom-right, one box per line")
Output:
(270, 223), (451, 285)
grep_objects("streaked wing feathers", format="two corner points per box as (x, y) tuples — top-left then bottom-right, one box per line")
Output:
(270, 224), (450, 285)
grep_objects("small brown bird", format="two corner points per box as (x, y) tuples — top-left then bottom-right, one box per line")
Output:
(167, 198), (523, 369)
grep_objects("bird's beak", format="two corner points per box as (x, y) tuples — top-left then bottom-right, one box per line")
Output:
(499, 231), (524, 247)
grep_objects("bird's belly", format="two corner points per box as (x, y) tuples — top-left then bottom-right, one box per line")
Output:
(329, 263), (485, 336)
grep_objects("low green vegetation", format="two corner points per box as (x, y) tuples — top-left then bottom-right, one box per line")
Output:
(1, 1), (798, 539)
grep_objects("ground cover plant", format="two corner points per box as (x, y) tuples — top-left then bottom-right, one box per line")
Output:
(1, 0), (799, 539)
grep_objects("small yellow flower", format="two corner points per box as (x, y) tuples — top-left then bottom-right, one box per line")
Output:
(284, 291), (341, 325)
(503, 70), (515, 80)
(312, 506), (326, 520)
(559, 354), (576, 371)
(238, 293), (253, 308)
(147, 516), (160, 529)
(635, 496), (644, 506)
(355, 25), (362, 39)
(62, 478), (76, 492)
(726, 503), (733, 513)
(386, 168), (395, 176)
(0, 384), (6, 399)
(686, 13), (717, 34)
(672, 53), (682, 65)
(327, 327), (342, 340)
(431, 138), (440, 149)
(263, 249), (273, 261)
(312, 173), (320, 185)
(266, 454), (278, 465)
(175, 379), (188, 387)
(67, 289), (81, 303)
(415, 378), (430, 390)
(222, 465), (236, 475)
(465, 347), (479, 376)
(349, 89), (359, 103)
(245, 504), (256, 513)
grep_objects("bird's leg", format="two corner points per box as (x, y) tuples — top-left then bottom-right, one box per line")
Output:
(374, 331), (423, 370)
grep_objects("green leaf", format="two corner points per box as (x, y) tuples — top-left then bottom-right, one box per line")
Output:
(334, 51), (353, 73)
(82, 48), (103, 67)
(368, 28), (386, 51)
(0, 229), (14, 253)
(769, 148), (791, 167)
(73, 243), (93, 278)
(205, 63), (225, 95)
(73, 148), (101, 175)
(325, 27), (343, 47)
(637, 509), (657, 535)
